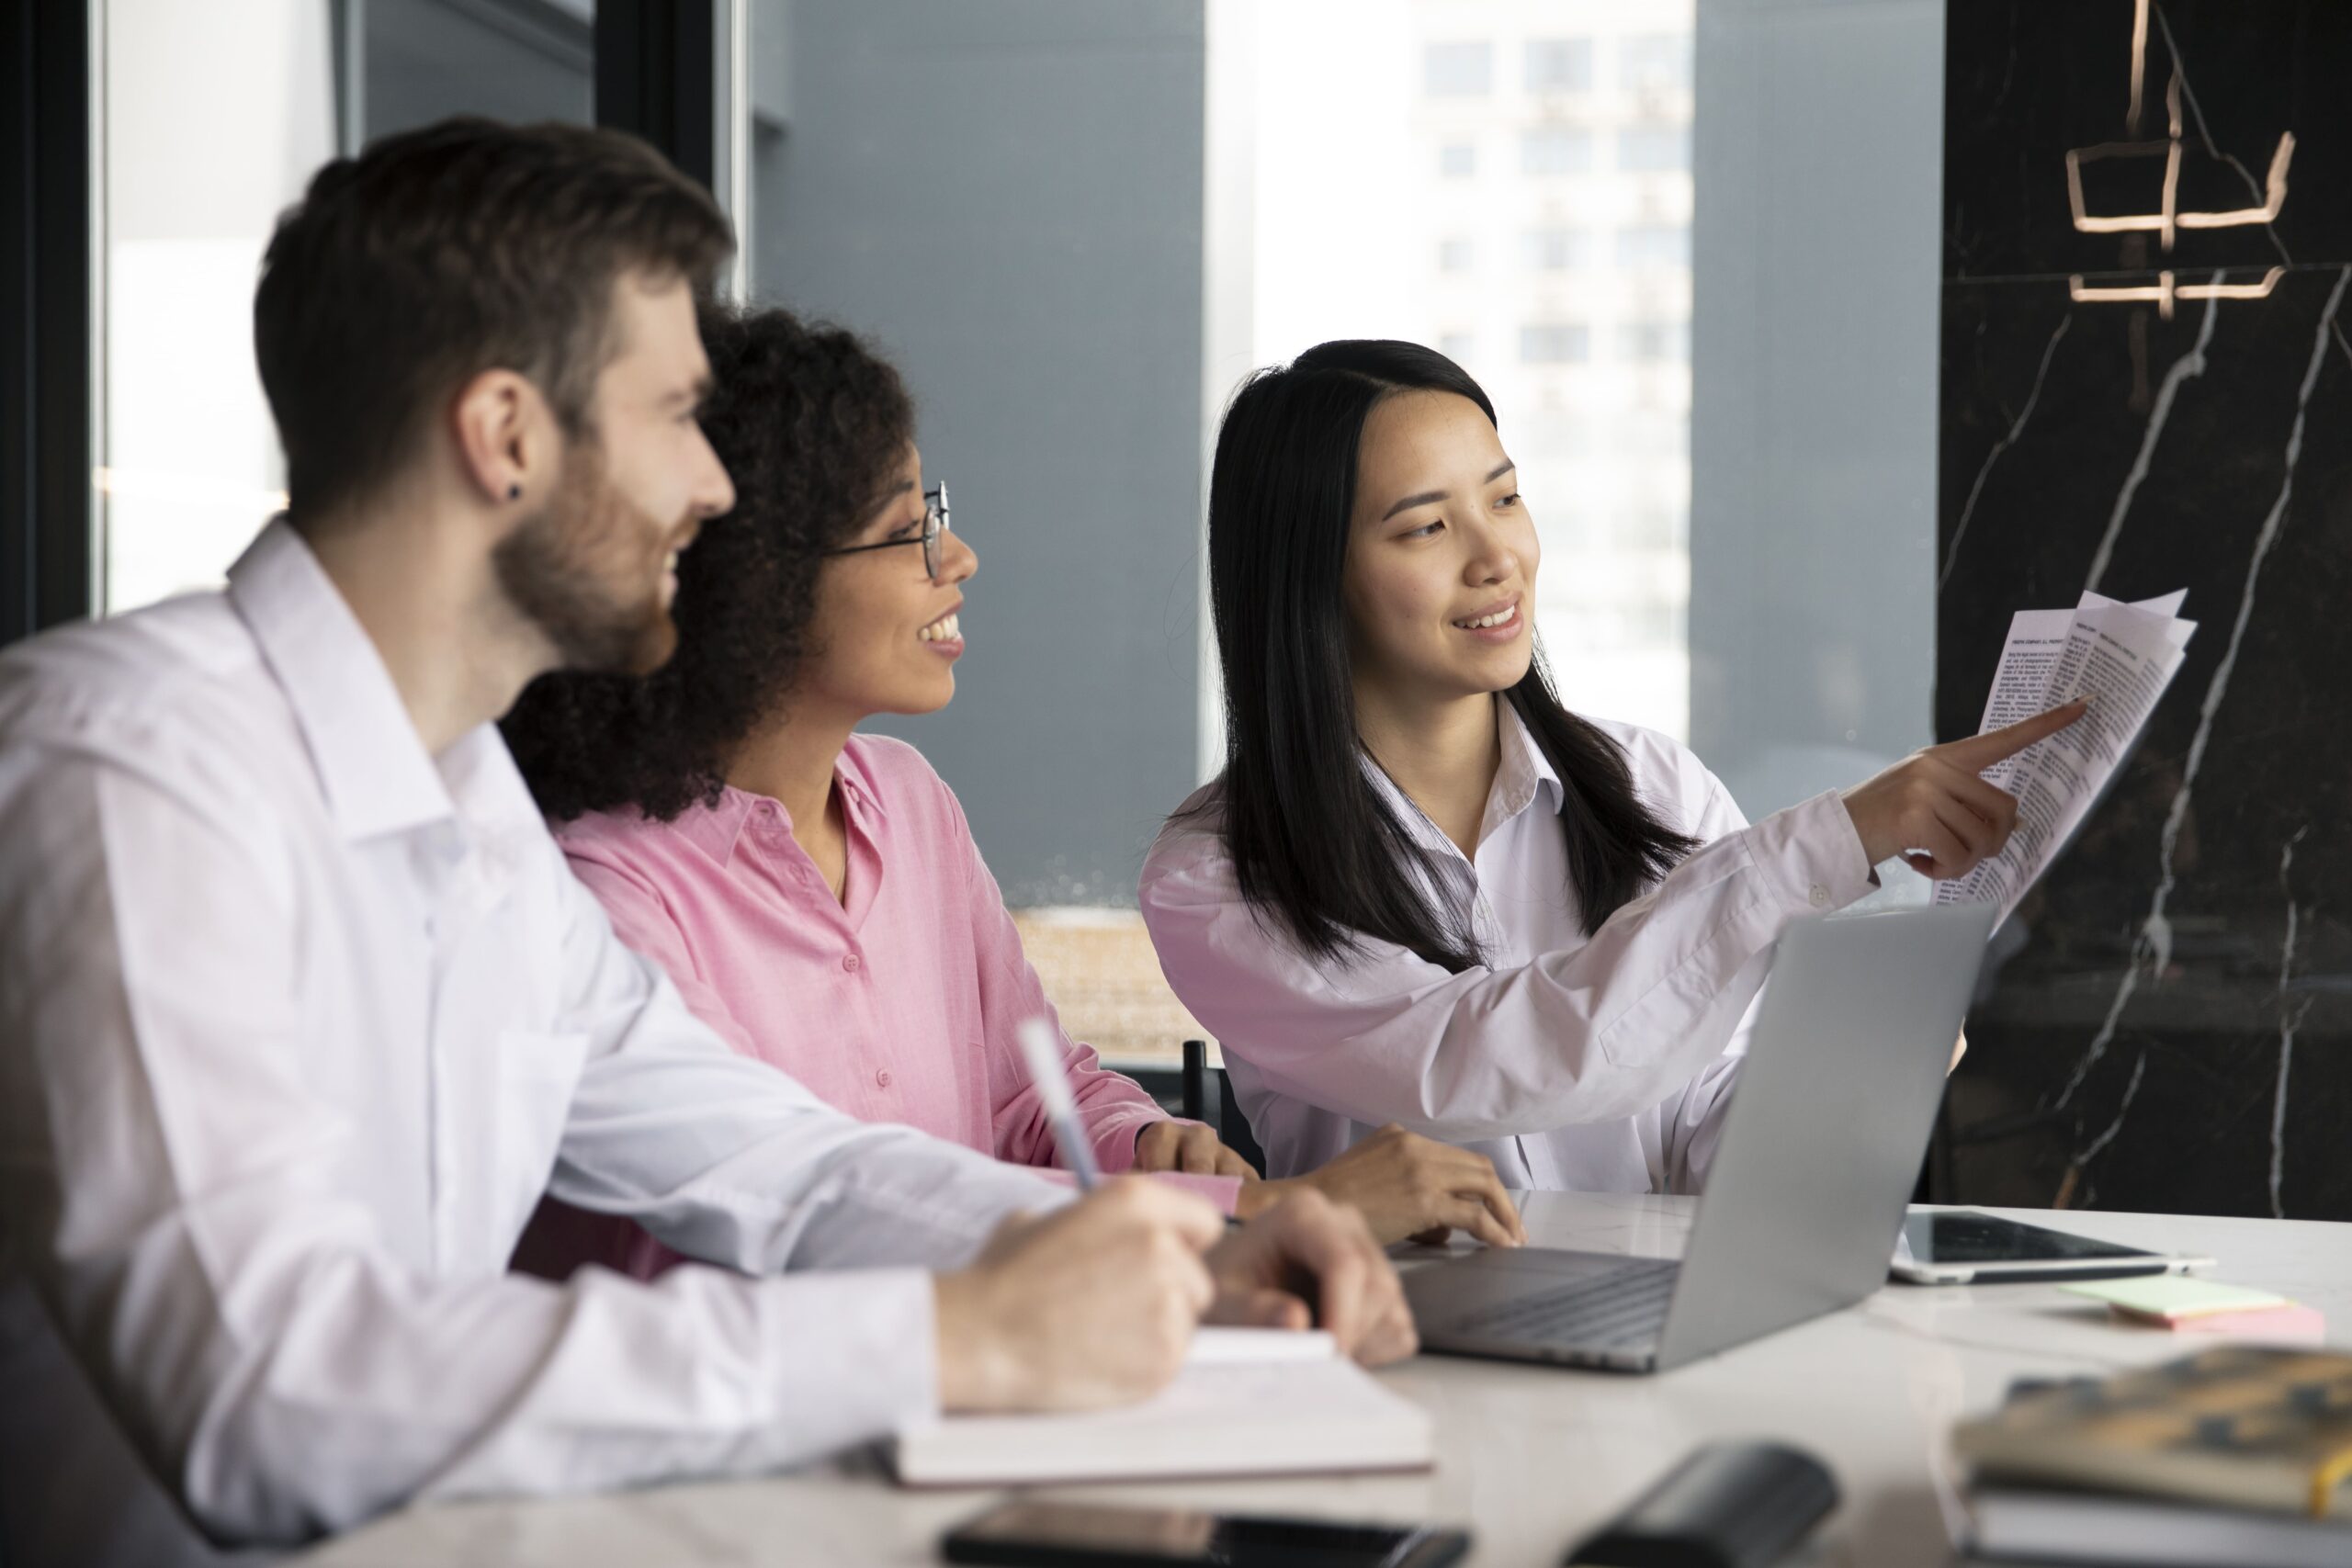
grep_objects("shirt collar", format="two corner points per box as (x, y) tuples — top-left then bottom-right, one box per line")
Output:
(670, 750), (889, 871)
(673, 787), (763, 866)
(832, 737), (888, 834)
(1363, 695), (1564, 865)
(226, 518), (543, 848)
(1489, 697), (1566, 828)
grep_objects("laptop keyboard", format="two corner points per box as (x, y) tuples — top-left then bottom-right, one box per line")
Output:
(1449, 1258), (1680, 1348)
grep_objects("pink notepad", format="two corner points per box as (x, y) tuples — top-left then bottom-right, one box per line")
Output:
(2062, 1278), (2327, 1340)
(2170, 1303), (2328, 1340)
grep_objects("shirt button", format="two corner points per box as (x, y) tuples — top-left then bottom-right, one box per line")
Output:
(1808, 884), (1832, 909)
(842, 953), (861, 973)
(876, 1068), (892, 1088)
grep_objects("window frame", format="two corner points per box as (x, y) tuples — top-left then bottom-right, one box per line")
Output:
(1, 0), (96, 643)
(0, 0), (748, 650)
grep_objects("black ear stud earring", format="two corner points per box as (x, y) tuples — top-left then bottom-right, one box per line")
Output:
(507, 484), (522, 501)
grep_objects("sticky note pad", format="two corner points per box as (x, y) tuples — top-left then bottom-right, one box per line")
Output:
(2064, 1277), (2289, 1323)
(2173, 1303), (2326, 1340)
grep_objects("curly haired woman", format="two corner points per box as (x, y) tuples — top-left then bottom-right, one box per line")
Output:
(503, 305), (1522, 1279)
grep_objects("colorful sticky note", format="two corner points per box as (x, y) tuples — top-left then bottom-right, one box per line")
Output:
(2172, 1303), (2326, 1341)
(2064, 1276), (2290, 1323)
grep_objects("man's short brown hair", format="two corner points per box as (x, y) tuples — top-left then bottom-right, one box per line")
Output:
(254, 118), (733, 519)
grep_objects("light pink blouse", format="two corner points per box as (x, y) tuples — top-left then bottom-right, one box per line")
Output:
(523, 734), (1231, 1280)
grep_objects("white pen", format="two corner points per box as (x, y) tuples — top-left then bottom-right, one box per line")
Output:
(1016, 1016), (1103, 1190)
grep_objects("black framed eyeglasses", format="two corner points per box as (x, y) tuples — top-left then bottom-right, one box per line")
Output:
(824, 484), (952, 581)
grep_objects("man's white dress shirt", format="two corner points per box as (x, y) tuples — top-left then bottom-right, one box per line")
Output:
(0, 523), (1061, 1563)
(1139, 703), (1877, 1194)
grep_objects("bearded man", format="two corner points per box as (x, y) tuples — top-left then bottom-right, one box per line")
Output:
(0, 118), (1410, 1568)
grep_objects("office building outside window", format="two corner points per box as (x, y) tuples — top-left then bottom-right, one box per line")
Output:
(1521, 227), (1592, 271)
(1523, 38), (1593, 93)
(1422, 40), (1493, 96)
(1616, 224), (1692, 269)
(1243, 0), (1697, 744)
(1262, 0), (1694, 742)
(97, 0), (601, 618)
(1619, 320), (1691, 362)
(1620, 32), (1694, 93)
(96, 0), (334, 615)
(1521, 125), (1594, 175)
(1520, 323), (1592, 364)
(1618, 124), (1690, 173)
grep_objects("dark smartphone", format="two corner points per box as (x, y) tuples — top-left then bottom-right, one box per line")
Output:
(941, 1498), (1473, 1568)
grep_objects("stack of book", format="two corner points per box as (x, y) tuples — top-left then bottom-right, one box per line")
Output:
(1953, 1346), (2352, 1566)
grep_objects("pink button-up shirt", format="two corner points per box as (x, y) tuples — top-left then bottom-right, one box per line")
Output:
(524, 734), (1231, 1280)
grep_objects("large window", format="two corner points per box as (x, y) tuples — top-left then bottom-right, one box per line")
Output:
(96, 0), (336, 615)
(70, 1), (1703, 1075)
(96, 0), (607, 618)
(1250, 0), (1695, 742)
(51, 0), (1942, 1089)
(726, 3), (1701, 1066)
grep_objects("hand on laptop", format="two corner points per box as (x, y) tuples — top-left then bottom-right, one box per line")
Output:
(933, 1179), (1220, 1413)
(1204, 1187), (1419, 1367)
(1236, 1123), (1526, 1249)
(1840, 701), (2086, 878)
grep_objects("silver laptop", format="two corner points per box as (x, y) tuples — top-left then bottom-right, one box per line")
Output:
(1403, 901), (1998, 1373)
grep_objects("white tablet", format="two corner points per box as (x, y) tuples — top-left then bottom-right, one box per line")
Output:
(1888, 1208), (2212, 1285)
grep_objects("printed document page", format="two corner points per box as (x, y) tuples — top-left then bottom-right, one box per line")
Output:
(1937, 592), (2195, 925)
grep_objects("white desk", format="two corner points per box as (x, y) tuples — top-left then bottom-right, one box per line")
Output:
(297, 1197), (2351, 1567)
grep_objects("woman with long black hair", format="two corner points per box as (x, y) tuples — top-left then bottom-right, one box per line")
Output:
(1140, 340), (2074, 1195)
(503, 309), (1523, 1277)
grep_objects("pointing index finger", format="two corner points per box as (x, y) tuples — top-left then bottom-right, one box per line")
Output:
(1933, 699), (2086, 773)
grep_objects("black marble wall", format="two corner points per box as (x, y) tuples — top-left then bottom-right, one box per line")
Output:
(1938, 1), (2352, 1221)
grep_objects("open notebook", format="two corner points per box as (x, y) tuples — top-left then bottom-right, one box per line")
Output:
(889, 1328), (1434, 1487)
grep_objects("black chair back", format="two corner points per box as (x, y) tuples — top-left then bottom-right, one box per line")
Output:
(1179, 1039), (1268, 1176)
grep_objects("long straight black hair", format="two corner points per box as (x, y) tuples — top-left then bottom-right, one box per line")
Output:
(1200, 339), (1697, 973)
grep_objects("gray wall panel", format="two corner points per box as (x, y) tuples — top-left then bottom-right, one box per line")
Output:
(1690, 0), (1944, 820)
(753, 0), (1206, 906)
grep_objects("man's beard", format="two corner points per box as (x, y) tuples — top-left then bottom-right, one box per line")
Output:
(492, 444), (683, 677)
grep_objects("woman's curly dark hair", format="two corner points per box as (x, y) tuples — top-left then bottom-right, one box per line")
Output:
(501, 301), (914, 821)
